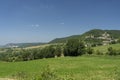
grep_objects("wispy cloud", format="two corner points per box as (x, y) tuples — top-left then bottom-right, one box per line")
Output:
(60, 22), (64, 25)
(23, 3), (54, 11)
(31, 24), (40, 27)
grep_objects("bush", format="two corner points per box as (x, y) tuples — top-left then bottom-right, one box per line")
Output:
(12, 71), (28, 80)
(31, 65), (75, 80)
(107, 47), (117, 56)
(96, 50), (103, 55)
(86, 47), (94, 55)
(40, 65), (57, 80)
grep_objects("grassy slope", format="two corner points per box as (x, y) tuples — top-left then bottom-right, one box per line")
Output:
(93, 43), (120, 53)
(25, 43), (62, 49)
(0, 56), (120, 80)
(25, 44), (51, 49)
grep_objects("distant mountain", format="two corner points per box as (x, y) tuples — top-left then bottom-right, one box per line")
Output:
(3, 42), (46, 48)
(50, 29), (120, 43)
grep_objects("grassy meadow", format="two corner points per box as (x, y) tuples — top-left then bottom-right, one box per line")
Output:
(0, 56), (120, 80)
(93, 43), (120, 53)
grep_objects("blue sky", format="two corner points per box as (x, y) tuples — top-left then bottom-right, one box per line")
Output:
(0, 0), (120, 45)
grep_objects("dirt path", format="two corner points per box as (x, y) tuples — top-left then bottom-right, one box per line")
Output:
(0, 78), (15, 80)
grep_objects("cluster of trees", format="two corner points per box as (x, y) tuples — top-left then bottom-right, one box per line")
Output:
(64, 39), (86, 56)
(63, 39), (120, 56)
(0, 39), (89, 62)
(0, 45), (62, 62)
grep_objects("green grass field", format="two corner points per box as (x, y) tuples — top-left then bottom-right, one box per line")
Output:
(0, 56), (120, 80)
(93, 43), (120, 53)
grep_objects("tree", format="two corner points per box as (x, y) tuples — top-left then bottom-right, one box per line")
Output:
(64, 39), (86, 56)
(41, 46), (55, 58)
(77, 41), (86, 55)
(54, 45), (62, 57)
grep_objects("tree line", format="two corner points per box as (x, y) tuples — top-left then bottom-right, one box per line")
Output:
(0, 39), (120, 62)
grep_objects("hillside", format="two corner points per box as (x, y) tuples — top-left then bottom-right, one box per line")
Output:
(50, 29), (120, 44)
(49, 35), (81, 43)
(93, 43), (120, 53)
(84, 29), (120, 38)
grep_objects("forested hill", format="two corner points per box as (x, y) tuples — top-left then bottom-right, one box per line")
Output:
(82, 29), (120, 38)
(49, 35), (81, 43)
(50, 29), (120, 43)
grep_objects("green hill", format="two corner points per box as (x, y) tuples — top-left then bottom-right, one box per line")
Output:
(49, 35), (81, 43)
(84, 29), (120, 38)
(50, 29), (120, 44)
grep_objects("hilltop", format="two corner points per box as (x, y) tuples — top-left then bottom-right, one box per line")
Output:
(50, 29), (120, 46)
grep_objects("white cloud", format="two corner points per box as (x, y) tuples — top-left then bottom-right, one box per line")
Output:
(31, 24), (40, 27)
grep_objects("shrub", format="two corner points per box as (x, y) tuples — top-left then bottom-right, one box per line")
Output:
(12, 71), (28, 80)
(86, 47), (94, 55)
(107, 47), (117, 56)
(96, 50), (103, 55)
(40, 65), (57, 80)
(32, 65), (75, 80)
